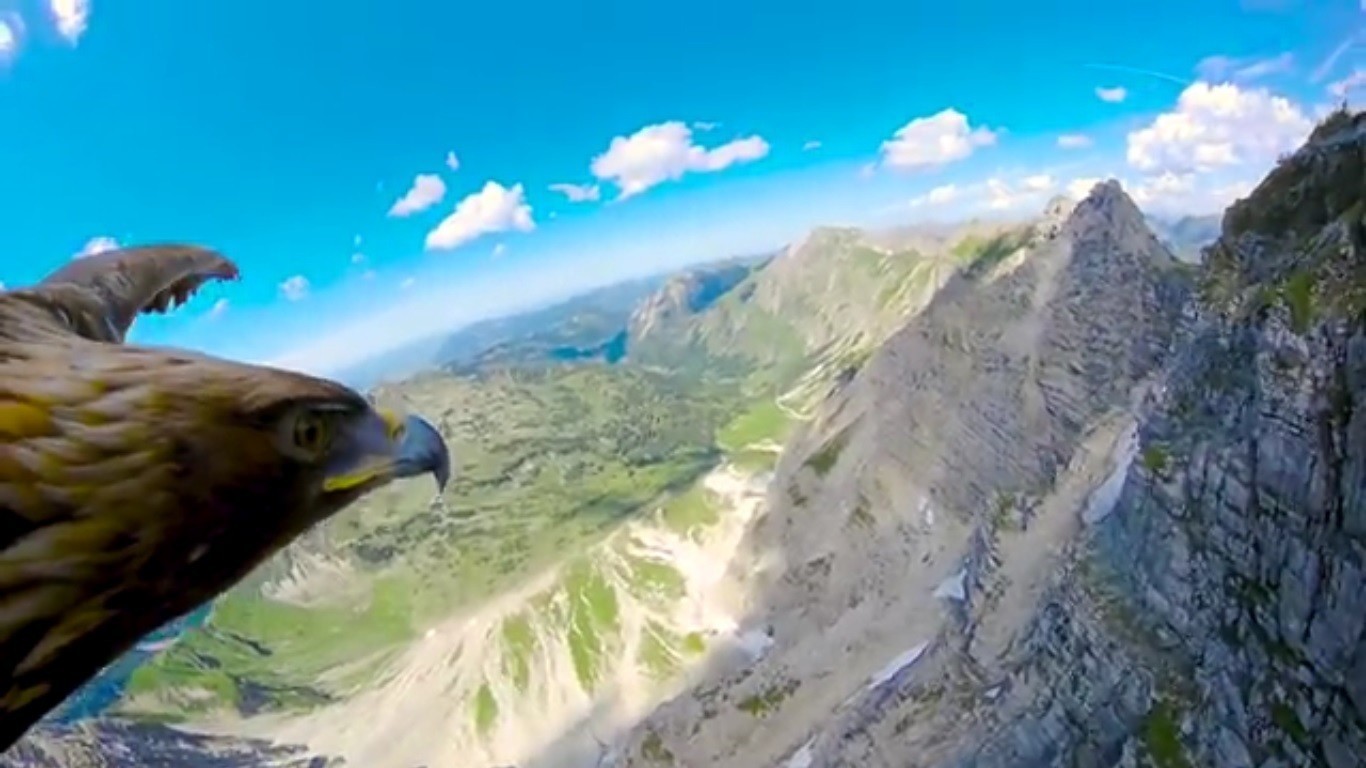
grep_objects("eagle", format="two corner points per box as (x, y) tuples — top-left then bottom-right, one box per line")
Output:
(0, 244), (451, 751)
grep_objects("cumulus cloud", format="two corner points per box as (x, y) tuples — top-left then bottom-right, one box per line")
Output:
(908, 183), (960, 207)
(802, 140), (822, 151)
(0, 14), (22, 62)
(1096, 86), (1128, 103)
(279, 275), (310, 302)
(208, 298), (229, 319)
(1056, 133), (1094, 149)
(1066, 177), (1105, 200)
(1126, 81), (1312, 175)
(73, 236), (119, 259)
(984, 175), (1061, 210)
(548, 182), (601, 202)
(1196, 52), (1294, 82)
(388, 173), (447, 217)
(444, 151), (460, 171)
(589, 121), (770, 199)
(48, 0), (88, 44)
(906, 174), (1060, 213)
(879, 108), (998, 171)
(425, 181), (534, 251)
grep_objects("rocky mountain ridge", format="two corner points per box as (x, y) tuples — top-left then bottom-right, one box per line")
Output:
(9, 111), (1361, 768)
(609, 109), (1366, 768)
(611, 174), (1194, 767)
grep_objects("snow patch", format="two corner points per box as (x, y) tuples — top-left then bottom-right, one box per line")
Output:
(866, 641), (930, 691)
(1082, 422), (1139, 525)
(786, 738), (816, 768)
(932, 568), (967, 602)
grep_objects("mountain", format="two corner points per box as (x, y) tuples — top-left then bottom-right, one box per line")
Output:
(627, 257), (764, 343)
(610, 109), (1366, 767)
(612, 178), (1193, 766)
(629, 220), (1039, 412)
(1147, 212), (1222, 264)
(11, 111), (1363, 768)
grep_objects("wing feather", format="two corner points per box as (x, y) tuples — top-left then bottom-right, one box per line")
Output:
(33, 244), (239, 343)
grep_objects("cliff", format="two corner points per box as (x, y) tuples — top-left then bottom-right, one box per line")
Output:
(613, 111), (1366, 768)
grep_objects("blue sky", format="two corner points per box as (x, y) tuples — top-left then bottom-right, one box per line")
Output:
(0, 0), (1361, 375)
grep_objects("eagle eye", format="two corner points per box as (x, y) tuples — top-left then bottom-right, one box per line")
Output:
(282, 408), (335, 460)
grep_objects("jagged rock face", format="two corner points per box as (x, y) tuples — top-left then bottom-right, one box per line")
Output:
(1087, 110), (1366, 767)
(0, 721), (332, 768)
(613, 181), (1194, 767)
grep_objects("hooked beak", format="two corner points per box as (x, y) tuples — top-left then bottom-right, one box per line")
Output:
(321, 408), (452, 496)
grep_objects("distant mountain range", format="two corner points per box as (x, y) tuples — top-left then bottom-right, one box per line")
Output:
(1146, 212), (1222, 263)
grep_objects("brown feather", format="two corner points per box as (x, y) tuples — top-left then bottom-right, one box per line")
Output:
(10, 244), (240, 344)
(0, 244), (438, 752)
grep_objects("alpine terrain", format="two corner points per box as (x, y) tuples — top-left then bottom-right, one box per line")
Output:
(5, 109), (1365, 768)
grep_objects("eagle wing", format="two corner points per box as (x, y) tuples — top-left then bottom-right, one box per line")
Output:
(31, 244), (239, 343)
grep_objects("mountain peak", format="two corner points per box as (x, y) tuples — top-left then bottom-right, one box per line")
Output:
(1204, 106), (1365, 318)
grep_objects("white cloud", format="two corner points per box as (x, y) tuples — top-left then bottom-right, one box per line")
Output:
(1096, 86), (1128, 103)
(879, 108), (998, 171)
(908, 183), (959, 207)
(1127, 170), (1256, 215)
(208, 298), (229, 319)
(425, 180), (534, 251)
(400, 277), (416, 290)
(1056, 133), (1093, 149)
(590, 121), (770, 199)
(73, 236), (119, 259)
(444, 151), (460, 171)
(0, 14), (21, 62)
(492, 243), (507, 258)
(1066, 177), (1104, 200)
(905, 174), (1060, 214)
(387, 173), (447, 217)
(802, 140), (822, 151)
(48, 0), (88, 44)
(351, 252), (366, 264)
(279, 275), (310, 302)
(1126, 81), (1312, 176)
(1196, 52), (1294, 82)
(692, 121), (720, 132)
(1329, 69), (1366, 100)
(985, 174), (1059, 210)
(548, 182), (601, 202)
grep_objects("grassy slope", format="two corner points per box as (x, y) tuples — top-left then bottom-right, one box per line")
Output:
(121, 364), (744, 718)
(118, 221), (1033, 721)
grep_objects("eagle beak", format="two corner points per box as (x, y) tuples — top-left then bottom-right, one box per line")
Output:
(321, 408), (452, 495)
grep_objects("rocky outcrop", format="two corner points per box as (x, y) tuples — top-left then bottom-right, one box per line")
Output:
(0, 720), (334, 768)
(609, 111), (1366, 768)
(611, 176), (1195, 766)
